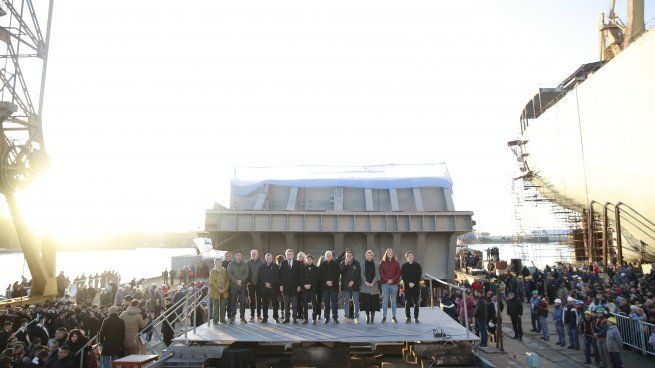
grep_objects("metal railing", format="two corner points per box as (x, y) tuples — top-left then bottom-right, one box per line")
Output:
(611, 312), (655, 357)
(75, 334), (98, 368)
(423, 273), (470, 339)
(138, 285), (208, 352)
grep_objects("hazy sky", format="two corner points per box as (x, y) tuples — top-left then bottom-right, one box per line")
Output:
(9, 0), (654, 240)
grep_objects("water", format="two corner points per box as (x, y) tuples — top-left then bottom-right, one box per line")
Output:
(466, 242), (574, 269)
(0, 247), (193, 290)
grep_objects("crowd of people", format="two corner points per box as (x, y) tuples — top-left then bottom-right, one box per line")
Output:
(208, 248), (426, 325)
(0, 268), (197, 368)
(441, 261), (655, 368)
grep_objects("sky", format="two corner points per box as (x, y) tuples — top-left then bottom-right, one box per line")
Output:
(5, 0), (654, 241)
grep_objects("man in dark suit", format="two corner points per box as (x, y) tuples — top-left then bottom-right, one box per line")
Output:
(279, 249), (301, 323)
(258, 253), (280, 323)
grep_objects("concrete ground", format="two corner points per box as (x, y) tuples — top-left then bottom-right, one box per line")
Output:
(473, 304), (652, 368)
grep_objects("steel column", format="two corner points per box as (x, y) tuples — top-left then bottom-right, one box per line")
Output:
(615, 205), (623, 266)
(602, 204), (609, 270)
(588, 203), (595, 265)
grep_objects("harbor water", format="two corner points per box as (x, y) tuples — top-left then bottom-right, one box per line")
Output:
(0, 243), (575, 292)
(0, 247), (193, 292)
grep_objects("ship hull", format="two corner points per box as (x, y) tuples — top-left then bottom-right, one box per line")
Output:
(521, 30), (655, 262)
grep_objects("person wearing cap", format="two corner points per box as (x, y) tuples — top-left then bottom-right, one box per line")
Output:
(98, 305), (125, 368)
(536, 296), (549, 341)
(552, 298), (566, 346)
(594, 307), (610, 368)
(563, 296), (580, 349)
(605, 316), (623, 368)
(580, 309), (599, 365)
(529, 290), (541, 333)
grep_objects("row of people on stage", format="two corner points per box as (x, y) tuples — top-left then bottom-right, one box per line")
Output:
(208, 248), (423, 325)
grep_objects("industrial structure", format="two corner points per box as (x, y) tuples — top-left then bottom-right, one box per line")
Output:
(0, 0), (56, 299)
(205, 164), (473, 280)
(509, 0), (654, 266)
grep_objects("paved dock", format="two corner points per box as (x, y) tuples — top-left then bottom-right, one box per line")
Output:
(474, 305), (650, 368)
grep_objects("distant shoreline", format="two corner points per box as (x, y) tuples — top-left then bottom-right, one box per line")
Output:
(0, 245), (193, 253)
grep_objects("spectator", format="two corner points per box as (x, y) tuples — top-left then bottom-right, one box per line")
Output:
(98, 306), (124, 368)
(119, 300), (145, 355)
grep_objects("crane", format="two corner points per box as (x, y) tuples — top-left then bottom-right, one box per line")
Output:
(0, 0), (55, 299)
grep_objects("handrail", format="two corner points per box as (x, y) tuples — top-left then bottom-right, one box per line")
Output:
(75, 334), (97, 357)
(137, 284), (208, 352)
(423, 273), (470, 339)
(76, 334), (98, 368)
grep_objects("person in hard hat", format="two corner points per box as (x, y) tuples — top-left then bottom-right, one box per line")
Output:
(593, 307), (610, 368)
(605, 316), (623, 368)
(580, 310), (599, 365)
(552, 298), (566, 346)
(563, 296), (580, 349)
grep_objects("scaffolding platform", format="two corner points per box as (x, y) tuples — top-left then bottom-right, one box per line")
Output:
(172, 307), (476, 345)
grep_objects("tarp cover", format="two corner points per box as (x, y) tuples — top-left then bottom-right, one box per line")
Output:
(231, 164), (452, 196)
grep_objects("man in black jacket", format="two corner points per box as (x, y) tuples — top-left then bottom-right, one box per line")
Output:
(258, 253), (280, 323)
(319, 251), (340, 323)
(340, 250), (362, 323)
(278, 249), (301, 323)
(299, 255), (319, 324)
(161, 298), (176, 346)
(0, 321), (13, 351)
(506, 292), (523, 340)
(400, 251), (422, 323)
(98, 306), (125, 367)
(474, 291), (488, 348)
(53, 345), (76, 368)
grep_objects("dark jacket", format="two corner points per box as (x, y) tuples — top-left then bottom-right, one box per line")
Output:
(580, 317), (595, 337)
(0, 329), (12, 351)
(278, 259), (301, 295)
(474, 297), (487, 321)
(400, 262), (422, 287)
(506, 297), (523, 317)
(339, 260), (362, 291)
(98, 313), (125, 357)
(319, 259), (340, 291)
(53, 355), (76, 368)
(563, 305), (578, 326)
(258, 262), (280, 291)
(300, 264), (319, 293)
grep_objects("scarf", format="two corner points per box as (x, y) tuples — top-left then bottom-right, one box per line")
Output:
(365, 260), (375, 283)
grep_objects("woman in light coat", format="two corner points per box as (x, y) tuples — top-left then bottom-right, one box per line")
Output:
(360, 250), (380, 324)
(120, 299), (146, 355)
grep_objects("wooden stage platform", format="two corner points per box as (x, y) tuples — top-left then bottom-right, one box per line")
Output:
(173, 307), (477, 345)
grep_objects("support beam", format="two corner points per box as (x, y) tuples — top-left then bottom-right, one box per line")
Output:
(392, 233), (401, 249)
(254, 184), (269, 210)
(389, 189), (399, 211)
(366, 233), (376, 252)
(286, 187), (298, 211)
(5, 193), (56, 297)
(602, 205), (608, 270)
(364, 189), (374, 211)
(251, 233), (264, 253)
(615, 205), (623, 266)
(447, 234), (458, 282)
(284, 233), (297, 252)
(588, 204), (595, 264)
(412, 188), (424, 211)
(333, 187), (343, 211)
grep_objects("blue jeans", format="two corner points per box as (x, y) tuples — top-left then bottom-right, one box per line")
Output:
(539, 316), (549, 340)
(555, 322), (566, 345)
(584, 336), (599, 363)
(476, 318), (488, 346)
(381, 284), (398, 318)
(342, 290), (360, 318)
(102, 355), (120, 368)
(567, 324), (579, 348)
